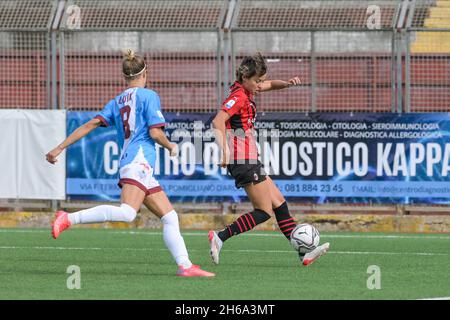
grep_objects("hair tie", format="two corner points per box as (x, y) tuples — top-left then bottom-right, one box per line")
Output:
(124, 64), (147, 78)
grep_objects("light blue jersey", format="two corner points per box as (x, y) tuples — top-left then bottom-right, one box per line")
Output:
(95, 87), (165, 169)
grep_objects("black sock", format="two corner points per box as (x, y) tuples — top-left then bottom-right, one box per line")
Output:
(218, 209), (271, 242)
(274, 201), (296, 240)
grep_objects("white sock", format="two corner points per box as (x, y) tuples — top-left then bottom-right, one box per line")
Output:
(161, 210), (192, 269)
(68, 204), (137, 225)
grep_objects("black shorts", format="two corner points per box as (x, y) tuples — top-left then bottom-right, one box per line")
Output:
(227, 160), (267, 189)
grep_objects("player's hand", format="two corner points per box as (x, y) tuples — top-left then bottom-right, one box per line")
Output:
(169, 143), (179, 157)
(46, 146), (63, 164)
(220, 150), (230, 168)
(288, 76), (301, 87)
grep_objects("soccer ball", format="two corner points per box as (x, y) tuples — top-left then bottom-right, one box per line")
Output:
(290, 223), (320, 254)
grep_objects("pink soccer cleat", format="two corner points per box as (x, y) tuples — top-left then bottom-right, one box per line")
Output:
(51, 211), (71, 239)
(176, 265), (215, 277)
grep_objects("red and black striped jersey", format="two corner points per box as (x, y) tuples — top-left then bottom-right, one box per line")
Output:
(221, 81), (258, 160)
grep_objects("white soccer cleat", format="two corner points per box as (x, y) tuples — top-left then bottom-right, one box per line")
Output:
(301, 242), (330, 266)
(208, 230), (223, 265)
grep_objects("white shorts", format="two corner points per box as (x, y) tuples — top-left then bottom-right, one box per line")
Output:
(118, 161), (162, 196)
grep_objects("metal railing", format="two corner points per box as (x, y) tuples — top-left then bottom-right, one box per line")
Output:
(227, 0), (403, 112)
(1, 0), (449, 113)
(405, 0), (450, 112)
(58, 0), (226, 112)
(0, 0), (57, 109)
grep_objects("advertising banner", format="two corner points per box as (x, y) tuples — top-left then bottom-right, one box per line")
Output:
(66, 112), (450, 204)
(0, 110), (66, 200)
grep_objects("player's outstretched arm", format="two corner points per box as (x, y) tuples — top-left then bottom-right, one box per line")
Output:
(46, 118), (102, 164)
(149, 127), (178, 156)
(257, 76), (301, 93)
(212, 111), (231, 168)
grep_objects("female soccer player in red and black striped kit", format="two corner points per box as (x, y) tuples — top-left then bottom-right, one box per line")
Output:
(209, 53), (329, 266)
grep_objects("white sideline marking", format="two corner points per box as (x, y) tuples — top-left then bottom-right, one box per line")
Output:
(0, 229), (449, 240)
(0, 230), (46, 233)
(417, 297), (450, 300)
(0, 246), (448, 257)
(113, 231), (450, 240)
(224, 250), (449, 256)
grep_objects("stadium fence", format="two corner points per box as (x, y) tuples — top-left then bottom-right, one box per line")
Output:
(1, 0), (449, 214)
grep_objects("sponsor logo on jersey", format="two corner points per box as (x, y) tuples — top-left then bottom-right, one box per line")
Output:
(225, 98), (237, 109)
(156, 110), (164, 119)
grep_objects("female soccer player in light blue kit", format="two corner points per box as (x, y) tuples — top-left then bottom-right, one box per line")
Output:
(46, 49), (214, 277)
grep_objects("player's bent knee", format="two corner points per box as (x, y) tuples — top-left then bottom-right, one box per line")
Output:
(120, 203), (137, 222)
(160, 210), (179, 225)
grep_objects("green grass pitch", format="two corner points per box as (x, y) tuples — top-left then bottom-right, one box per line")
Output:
(0, 228), (448, 300)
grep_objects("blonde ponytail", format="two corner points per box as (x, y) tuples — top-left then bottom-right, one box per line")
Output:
(122, 49), (146, 79)
(123, 49), (136, 61)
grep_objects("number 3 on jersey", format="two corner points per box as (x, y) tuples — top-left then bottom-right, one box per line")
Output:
(120, 105), (131, 139)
